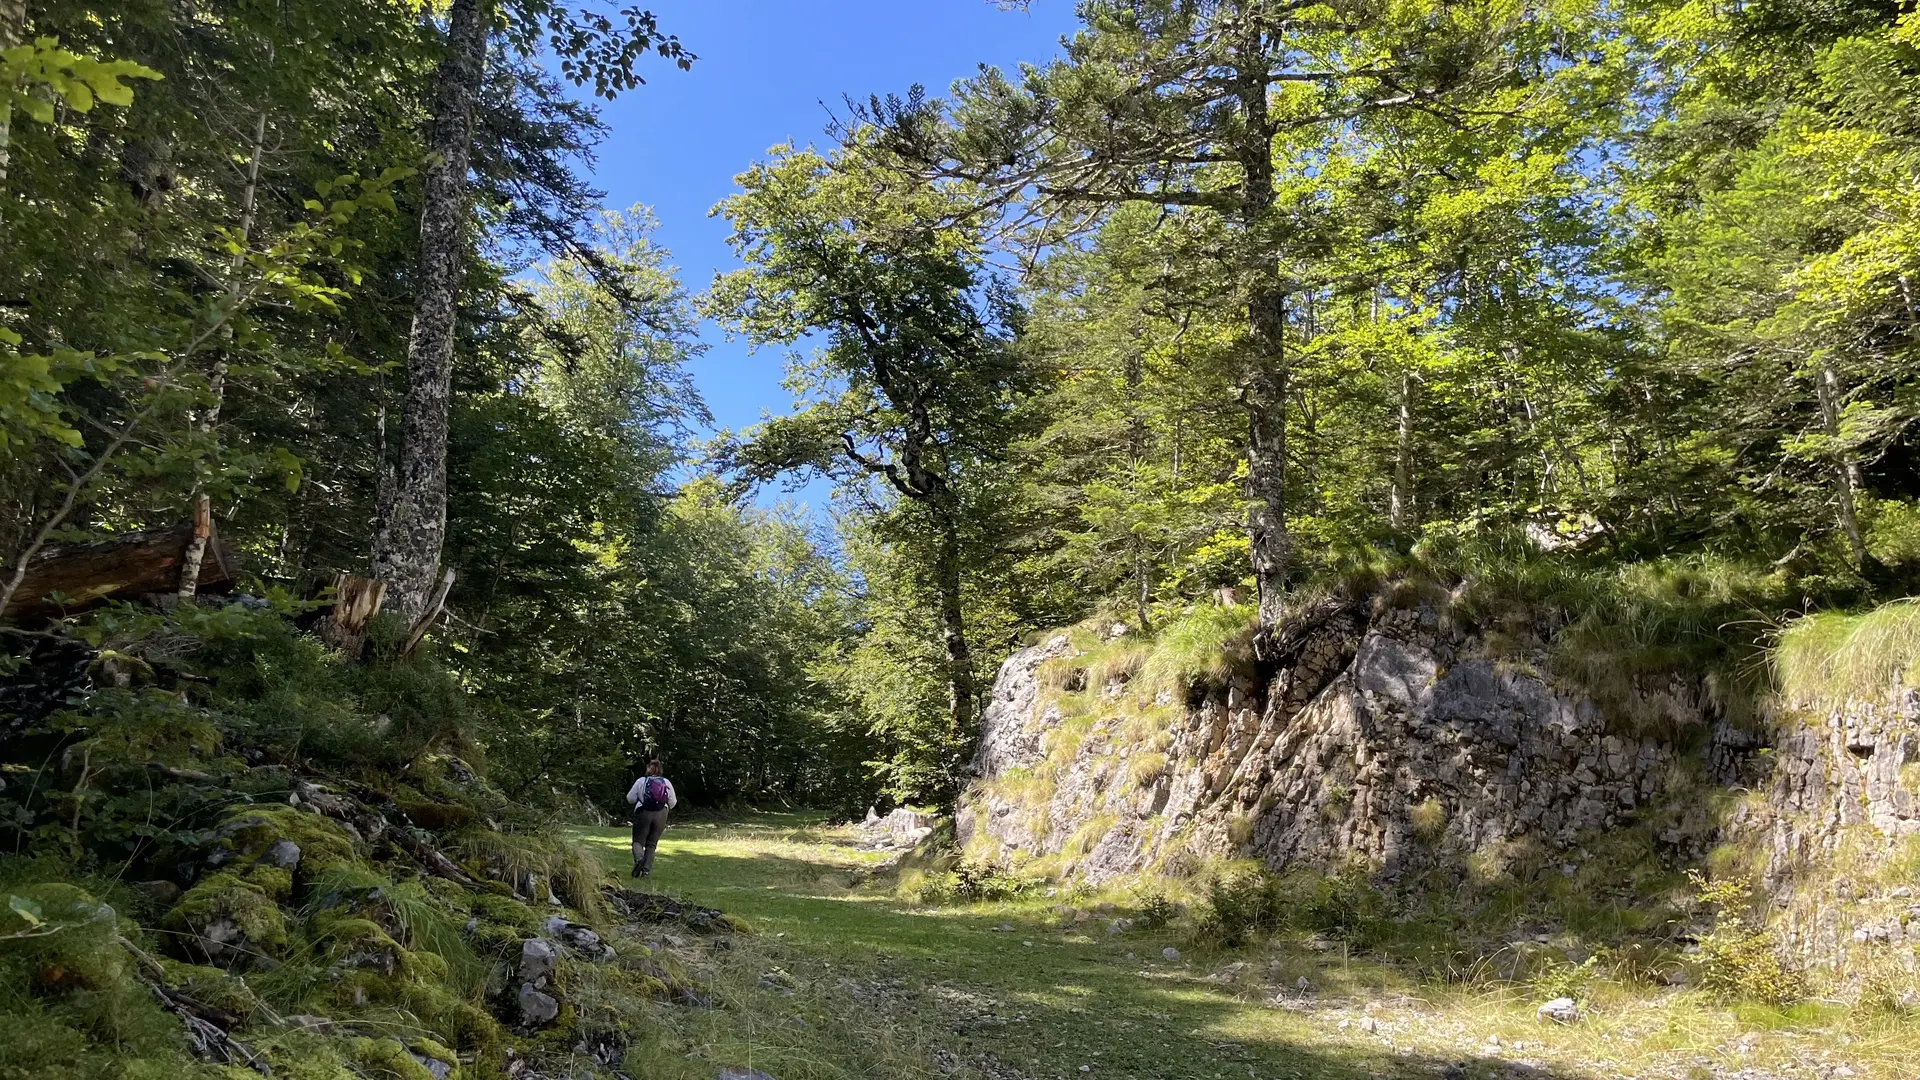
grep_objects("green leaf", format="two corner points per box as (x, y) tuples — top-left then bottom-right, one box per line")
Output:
(8, 895), (44, 928)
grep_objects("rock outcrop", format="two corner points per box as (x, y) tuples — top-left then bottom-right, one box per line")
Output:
(1735, 691), (1920, 969)
(960, 596), (1725, 884)
(959, 589), (1920, 977)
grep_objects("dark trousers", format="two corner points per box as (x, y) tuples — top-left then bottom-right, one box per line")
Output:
(630, 808), (668, 873)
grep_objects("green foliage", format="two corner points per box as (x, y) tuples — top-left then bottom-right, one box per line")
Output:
(1688, 871), (1802, 1004)
(1132, 890), (1178, 932)
(1194, 864), (1288, 948)
(912, 860), (1033, 905)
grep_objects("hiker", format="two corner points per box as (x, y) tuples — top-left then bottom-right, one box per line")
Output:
(624, 760), (677, 878)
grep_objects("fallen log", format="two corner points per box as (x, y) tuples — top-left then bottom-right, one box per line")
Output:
(1, 527), (238, 623)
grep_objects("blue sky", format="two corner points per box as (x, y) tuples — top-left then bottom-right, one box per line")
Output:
(580, 0), (1081, 510)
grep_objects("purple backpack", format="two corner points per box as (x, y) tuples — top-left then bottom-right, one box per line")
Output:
(638, 776), (669, 811)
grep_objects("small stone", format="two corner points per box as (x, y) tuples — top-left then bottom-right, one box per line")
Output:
(1296, 976), (1312, 991)
(1338, 1019), (1351, 1030)
(1162, 947), (1180, 961)
(519, 938), (559, 985)
(995, 924), (1015, 932)
(1560, 863), (1577, 877)
(517, 984), (559, 1025)
(1079, 1066), (1092, 1073)
(133, 880), (182, 908)
(1485, 1035), (1500, 1047)
(410, 1053), (452, 1080)
(1536, 997), (1579, 1024)
(717, 1070), (777, 1080)
(262, 840), (301, 870)
(1359, 1017), (1378, 1033)
(1022, 940), (1034, 947)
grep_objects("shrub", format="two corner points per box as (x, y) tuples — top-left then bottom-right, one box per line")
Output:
(1195, 864), (1287, 947)
(1134, 890), (1178, 931)
(1689, 871), (1801, 1004)
(915, 860), (1031, 905)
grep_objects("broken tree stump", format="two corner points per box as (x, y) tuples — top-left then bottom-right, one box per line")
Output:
(313, 573), (385, 656)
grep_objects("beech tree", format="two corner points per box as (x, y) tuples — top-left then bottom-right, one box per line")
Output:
(711, 142), (1029, 737)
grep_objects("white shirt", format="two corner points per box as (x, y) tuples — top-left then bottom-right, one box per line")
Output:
(624, 775), (677, 810)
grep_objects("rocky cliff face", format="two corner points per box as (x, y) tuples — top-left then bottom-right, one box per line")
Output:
(1738, 693), (1920, 968)
(960, 596), (1717, 882)
(958, 590), (1920, 973)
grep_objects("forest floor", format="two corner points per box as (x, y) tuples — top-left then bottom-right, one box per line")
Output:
(569, 814), (1903, 1080)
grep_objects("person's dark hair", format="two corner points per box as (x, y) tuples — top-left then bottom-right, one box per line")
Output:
(645, 759), (662, 775)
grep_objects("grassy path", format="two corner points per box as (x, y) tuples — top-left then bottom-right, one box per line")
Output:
(567, 815), (1889, 1080)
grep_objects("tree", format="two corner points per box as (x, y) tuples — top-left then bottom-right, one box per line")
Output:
(374, 0), (691, 620)
(711, 141), (1029, 739)
(869, 0), (1555, 640)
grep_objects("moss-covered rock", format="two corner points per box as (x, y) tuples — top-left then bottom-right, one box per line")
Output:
(166, 870), (289, 965)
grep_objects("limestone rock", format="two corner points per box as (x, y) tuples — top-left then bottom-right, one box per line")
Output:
(1535, 997), (1579, 1024)
(517, 983), (559, 1025)
(262, 839), (302, 870)
(519, 938), (559, 986)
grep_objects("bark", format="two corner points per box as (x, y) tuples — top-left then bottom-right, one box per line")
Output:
(1125, 338), (1152, 631)
(1390, 369), (1414, 532)
(373, 0), (491, 620)
(2, 527), (238, 622)
(933, 507), (975, 736)
(1817, 364), (1871, 571)
(180, 108), (264, 599)
(315, 573), (386, 655)
(0, 0), (25, 206)
(1232, 15), (1290, 640)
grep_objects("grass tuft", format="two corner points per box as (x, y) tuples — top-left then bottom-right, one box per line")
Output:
(1775, 598), (1920, 709)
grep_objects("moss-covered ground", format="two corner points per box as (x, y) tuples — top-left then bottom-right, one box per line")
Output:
(573, 814), (1917, 1080)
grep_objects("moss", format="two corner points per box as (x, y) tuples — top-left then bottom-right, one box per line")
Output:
(219, 806), (360, 876)
(0, 885), (194, 1079)
(350, 1037), (437, 1080)
(397, 800), (477, 832)
(166, 871), (289, 958)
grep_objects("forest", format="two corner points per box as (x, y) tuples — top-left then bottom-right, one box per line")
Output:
(4, 1), (1920, 1078)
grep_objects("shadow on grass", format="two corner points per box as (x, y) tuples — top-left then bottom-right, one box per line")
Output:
(569, 825), (1598, 1080)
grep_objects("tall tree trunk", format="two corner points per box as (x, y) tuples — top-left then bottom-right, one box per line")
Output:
(373, 0), (490, 619)
(1231, 15), (1288, 639)
(1125, 336), (1152, 631)
(1817, 363), (1870, 571)
(179, 107), (265, 599)
(933, 504), (974, 736)
(0, 0), (25, 207)
(1390, 370), (1414, 532)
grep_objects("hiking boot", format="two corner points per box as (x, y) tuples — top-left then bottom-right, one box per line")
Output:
(630, 859), (643, 879)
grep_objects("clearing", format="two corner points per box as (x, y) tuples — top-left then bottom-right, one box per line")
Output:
(570, 815), (1900, 1080)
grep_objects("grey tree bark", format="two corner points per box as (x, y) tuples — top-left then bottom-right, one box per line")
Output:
(1817, 363), (1871, 571)
(1390, 370), (1415, 532)
(1232, 21), (1291, 640)
(0, 0), (26, 210)
(373, 0), (491, 619)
